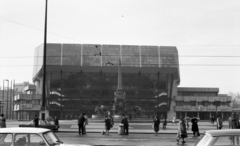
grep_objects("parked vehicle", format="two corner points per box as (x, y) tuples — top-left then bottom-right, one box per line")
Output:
(195, 129), (240, 146)
(0, 128), (64, 146)
(19, 119), (59, 131)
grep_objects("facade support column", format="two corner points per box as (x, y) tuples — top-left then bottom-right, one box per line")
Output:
(197, 112), (199, 118)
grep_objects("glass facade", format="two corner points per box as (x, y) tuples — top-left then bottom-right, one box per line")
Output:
(46, 71), (174, 119)
(33, 44), (180, 119)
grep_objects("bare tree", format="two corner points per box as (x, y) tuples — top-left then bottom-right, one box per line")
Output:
(229, 92), (240, 109)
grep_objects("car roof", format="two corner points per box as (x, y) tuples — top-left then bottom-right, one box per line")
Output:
(0, 128), (51, 134)
(205, 129), (240, 137)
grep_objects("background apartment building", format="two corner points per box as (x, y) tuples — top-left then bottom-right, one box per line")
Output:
(175, 87), (232, 120)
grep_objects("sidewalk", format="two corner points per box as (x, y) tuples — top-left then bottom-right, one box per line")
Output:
(5, 120), (227, 134)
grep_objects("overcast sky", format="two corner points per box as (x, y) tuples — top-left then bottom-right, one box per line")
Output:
(0, 0), (240, 94)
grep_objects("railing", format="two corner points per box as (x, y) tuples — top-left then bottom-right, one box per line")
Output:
(14, 94), (41, 101)
(175, 96), (231, 102)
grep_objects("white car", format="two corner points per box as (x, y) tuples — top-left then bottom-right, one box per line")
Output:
(195, 129), (240, 146)
(0, 127), (89, 146)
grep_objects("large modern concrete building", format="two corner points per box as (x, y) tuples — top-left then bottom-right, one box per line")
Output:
(31, 43), (180, 119)
(12, 43), (232, 120)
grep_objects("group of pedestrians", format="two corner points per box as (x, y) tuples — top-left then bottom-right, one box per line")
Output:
(78, 113), (88, 135)
(103, 112), (129, 135)
(174, 116), (200, 144)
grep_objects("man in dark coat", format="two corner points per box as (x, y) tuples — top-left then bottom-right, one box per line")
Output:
(0, 114), (6, 128)
(121, 114), (129, 135)
(229, 112), (240, 144)
(229, 112), (239, 129)
(54, 116), (59, 131)
(33, 115), (39, 127)
(191, 117), (199, 136)
(78, 113), (85, 135)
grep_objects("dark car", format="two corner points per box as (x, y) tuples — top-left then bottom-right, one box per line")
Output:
(19, 120), (59, 131)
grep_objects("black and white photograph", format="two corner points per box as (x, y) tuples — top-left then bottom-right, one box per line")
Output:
(0, 0), (240, 145)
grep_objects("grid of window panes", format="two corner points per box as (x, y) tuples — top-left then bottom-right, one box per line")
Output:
(33, 43), (180, 77)
(62, 44), (81, 66)
(160, 46), (179, 68)
(82, 44), (101, 66)
(122, 45), (140, 67)
(102, 45), (120, 66)
(141, 46), (159, 67)
(33, 44), (43, 77)
(46, 44), (61, 65)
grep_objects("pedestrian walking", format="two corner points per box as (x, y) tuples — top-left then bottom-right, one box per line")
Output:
(229, 112), (240, 129)
(212, 116), (215, 125)
(0, 114), (6, 128)
(191, 117), (199, 136)
(228, 112), (240, 145)
(162, 117), (167, 130)
(216, 115), (223, 130)
(152, 115), (160, 136)
(83, 114), (88, 134)
(172, 116), (176, 124)
(78, 113), (86, 135)
(104, 112), (114, 135)
(121, 114), (129, 135)
(176, 116), (187, 144)
(185, 117), (189, 129)
(54, 116), (59, 132)
(33, 115), (39, 127)
(129, 113), (132, 121)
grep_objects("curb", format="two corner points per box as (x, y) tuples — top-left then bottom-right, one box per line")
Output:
(56, 130), (204, 135)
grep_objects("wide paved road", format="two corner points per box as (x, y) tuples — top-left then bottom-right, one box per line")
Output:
(56, 133), (202, 146)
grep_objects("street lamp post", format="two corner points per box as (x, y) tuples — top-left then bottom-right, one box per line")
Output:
(5, 79), (9, 119)
(1, 80), (4, 114)
(41, 0), (48, 120)
(9, 80), (12, 120)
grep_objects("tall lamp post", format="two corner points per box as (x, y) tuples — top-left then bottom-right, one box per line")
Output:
(41, 0), (48, 120)
(5, 79), (9, 119)
(1, 80), (4, 114)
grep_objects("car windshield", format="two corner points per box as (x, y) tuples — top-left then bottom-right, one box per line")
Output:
(41, 120), (48, 125)
(43, 131), (62, 146)
(44, 121), (51, 125)
(27, 121), (34, 125)
(196, 134), (213, 146)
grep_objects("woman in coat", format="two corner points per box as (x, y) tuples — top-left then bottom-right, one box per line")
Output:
(104, 112), (113, 135)
(162, 117), (167, 130)
(153, 116), (160, 136)
(177, 116), (187, 144)
(216, 115), (223, 130)
(191, 117), (199, 136)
